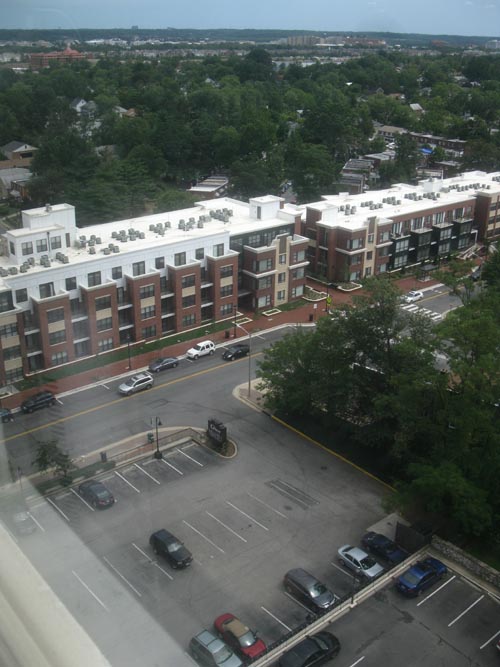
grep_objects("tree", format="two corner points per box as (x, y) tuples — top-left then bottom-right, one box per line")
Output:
(32, 439), (72, 479)
(433, 258), (477, 306)
(481, 249), (500, 290)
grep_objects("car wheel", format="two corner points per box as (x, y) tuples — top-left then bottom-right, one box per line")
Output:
(146, 384), (152, 390)
(173, 362), (178, 367)
(155, 368), (160, 373)
(209, 350), (214, 355)
(50, 399), (56, 406)
(28, 407), (34, 414)
(193, 355), (199, 360)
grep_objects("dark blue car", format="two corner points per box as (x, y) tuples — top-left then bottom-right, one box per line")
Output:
(396, 557), (447, 597)
(361, 531), (408, 565)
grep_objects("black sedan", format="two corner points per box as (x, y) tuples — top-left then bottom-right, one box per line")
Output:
(78, 480), (115, 509)
(222, 344), (250, 361)
(278, 632), (340, 667)
(148, 357), (179, 373)
(361, 531), (408, 564)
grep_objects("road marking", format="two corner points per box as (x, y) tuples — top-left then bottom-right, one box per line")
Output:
(182, 520), (225, 554)
(153, 561), (174, 580)
(260, 606), (292, 631)
(161, 458), (183, 475)
(132, 542), (153, 560)
(247, 492), (287, 518)
(27, 511), (45, 532)
(417, 575), (456, 606)
(480, 628), (500, 650)
(348, 657), (366, 667)
(133, 462), (161, 485)
(70, 488), (95, 511)
(284, 591), (310, 611)
(103, 556), (142, 597)
(330, 561), (354, 579)
(448, 595), (484, 627)
(131, 542), (174, 579)
(178, 448), (203, 466)
(101, 383), (110, 390)
(206, 511), (247, 543)
(225, 501), (269, 531)
(72, 570), (109, 611)
(114, 471), (140, 492)
(46, 497), (70, 521)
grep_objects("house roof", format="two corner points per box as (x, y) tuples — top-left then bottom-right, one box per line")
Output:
(1, 141), (37, 154)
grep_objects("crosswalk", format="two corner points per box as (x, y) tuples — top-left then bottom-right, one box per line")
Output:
(401, 303), (443, 322)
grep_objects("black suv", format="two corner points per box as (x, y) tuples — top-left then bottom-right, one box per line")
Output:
(149, 529), (193, 569)
(222, 344), (250, 361)
(21, 391), (56, 414)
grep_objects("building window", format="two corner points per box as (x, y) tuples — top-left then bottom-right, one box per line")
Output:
(47, 307), (65, 323)
(0, 322), (18, 337)
(15, 288), (28, 303)
(292, 250), (306, 263)
(439, 241), (451, 254)
(440, 228), (452, 240)
(141, 325), (157, 339)
(348, 238), (364, 250)
(220, 303), (233, 316)
(247, 233), (260, 247)
(50, 236), (62, 250)
(220, 285), (233, 297)
(9, 241), (15, 255)
(182, 313), (196, 327)
(365, 267), (372, 277)
(112, 266), (122, 280)
(258, 276), (272, 289)
(39, 282), (55, 299)
(279, 253), (286, 264)
(220, 265), (233, 278)
(367, 234), (374, 244)
(21, 241), (33, 256)
(95, 296), (112, 310)
(36, 239), (48, 253)
(379, 231), (391, 243)
(195, 248), (204, 260)
(277, 290), (286, 301)
(65, 276), (77, 291)
(139, 285), (155, 299)
(141, 305), (156, 319)
(88, 271), (101, 287)
(291, 267), (305, 279)
(3, 346), (21, 360)
(213, 243), (224, 257)
(366, 251), (373, 260)
(160, 276), (168, 292)
(51, 351), (68, 366)
(393, 255), (407, 269)
(292, 285), (304, 298)
(96, 317), (113, 332)
(349, 271), (361, 281)
(258, 295), (271, 308)
(278, 272), (286, 283)
(182, 295), (196, 308)
(97, 338), (113, 352)
(74, 340), (90, 357)
(49, 330), (67, 345)
(155, 257), (165, 269)
(174, 252), (186, 266)
(5, 368), (23, 383)
(257, 258), (273, 272)
(181, 275), (196, 288)
(379, 263), (388, 273)
(133, 261), (145, 276)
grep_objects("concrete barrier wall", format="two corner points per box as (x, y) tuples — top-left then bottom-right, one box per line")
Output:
(432, 535), (500, 590)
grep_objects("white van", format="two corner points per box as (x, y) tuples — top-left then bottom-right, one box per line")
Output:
(186, 340), (215, 360)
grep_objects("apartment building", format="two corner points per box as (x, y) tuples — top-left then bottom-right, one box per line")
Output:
(303, 170), (500, 283)
(0, 195), (307, 384)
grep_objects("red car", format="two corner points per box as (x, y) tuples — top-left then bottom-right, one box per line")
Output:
(214, 613), (266, 661)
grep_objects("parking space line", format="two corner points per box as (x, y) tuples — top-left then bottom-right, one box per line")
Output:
(133, 462), (161, 484)
(177, 449), (204, 466)
(153, 561), (174, 581)
(114, 471), (141, 493)
(70, 487), (95, 511)
(448, 595), (484, 627)
(284, 591), (310, 612)
(103, 556), (142, 597)
(260, 606), (292, 631)
(417, 575), (456, 606)
(247, 492), (287, 518)
(182, 520), (225, 554)
(161, 458), (184, 475)
(480, 628), (500, 650)
(348, 657), (365, 667)
(72, 570), (109, 612)
(27, 512), (45, 532)
(46, 497), (70, 521)
(225, 501), (269, 531)
(330, 561), (355, 579)
(131, 542), (174, 580)
(206, 511), (247, 543)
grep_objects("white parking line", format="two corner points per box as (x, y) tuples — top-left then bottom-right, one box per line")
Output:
(161, 458), (184, 475)
(206, 511), (247, 543)
(72, 570), (109, 612)
(417, 575), (456, 606)
(70, 487), (95, 511)
(284, 591), (310, 611)
(182, 520), (225, 554)
(114, 470), (141, 493)
(225, 501), (269, 531)
(131, 542), (173, 580)
(480, 628), (500, 650)
(348, 657), (365, 667)
(153, 561), (174, 581)
(330, 561), (354, 579)
(27, 511), (45, 532)
(247, 492), (287, 518)
(448, 595), (484, 627)
(177, 449), (203, 466)
(103, 556), (142, 597)
(133, 462), (161, 485)
(260, 606), (292, 631)
(46, 497), (70, 521)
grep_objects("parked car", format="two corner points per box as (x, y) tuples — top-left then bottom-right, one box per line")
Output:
(118, 371), (153, 395)
(278, 631), (340, 667)
(186, 340), (215, 360)
(21, 390), (56, 413)
(222, 344), (250, 361)
(0, 407), (13, 423)
(361, 532), (408, 565)
(149, 529), (193, 569)
(284, 568), (338, 612)
(337, 545), (384, 580)
(189, 629), (243, 667)
(78, 480), (115, 509)
(403, 290), (424, 303)
(396, 557), (447, 597)
(148, 356), (179, 373)
(214, 613), (266, 661)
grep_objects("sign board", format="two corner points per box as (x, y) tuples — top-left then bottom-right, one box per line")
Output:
(207, 418), (227, 445)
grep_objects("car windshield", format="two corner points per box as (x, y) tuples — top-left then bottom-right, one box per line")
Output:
(214, 645), (232, 663)
(95, 488), (110, 499)
(238, 630), (256, 647)
(124, 379), (135, 386)
(360, 555), (377, 569)
(167, 541), (182, 553)
(311, 583), (328, 597)
(402, 570), (421, 586)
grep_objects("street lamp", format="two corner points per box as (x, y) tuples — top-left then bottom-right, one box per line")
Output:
(152, 417), (163, 459)
(126, 332), (132, 370)
(235, 323), (252, 398)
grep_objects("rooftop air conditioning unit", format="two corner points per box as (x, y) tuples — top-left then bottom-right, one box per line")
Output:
(113, 246), (120, 253)
(20, 266), (27, 273)
(103, 248), (110, 255)
(89, 247), (96, 254)
(149, 224), (155, 231)
(166, 221), (171, 228)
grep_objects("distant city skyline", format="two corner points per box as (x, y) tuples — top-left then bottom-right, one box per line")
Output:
(2, 0), (500, 38)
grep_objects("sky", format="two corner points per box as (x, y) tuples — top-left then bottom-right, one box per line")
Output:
(2, 0), (500, 38)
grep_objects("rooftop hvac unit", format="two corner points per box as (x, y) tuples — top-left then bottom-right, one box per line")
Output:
(63, 256), (69, 263)
(351, 206), (357, 213)
(20, 266), (27, 273)
(121, 237), (127, 242)
(397, 200), (401, 205)
(103, 248), (110, 255)
(198, 220), (204, 228)
(149, 224), (155, 231)
(28, 257), (35, 265)
(339, 205), (344, 211)
(108, 243), (114, 249)
(89, 247), (96, 254)
(0, 268), (8, 277)
(88, 239), (95, 246)
(9, 267), (18, 274)
(189, 217), (195, 223)
(139, 232), (145, 239)
(113, 246), (120, 253)
(96, 237), (102, 244)
(158, 229), (165, 236)
(80, 235), (86, 241)
(166, 221), (171, 228)
(90, 234), (96, 241)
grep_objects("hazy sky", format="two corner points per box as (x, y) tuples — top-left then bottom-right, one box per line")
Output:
(2, 0), (500, 38)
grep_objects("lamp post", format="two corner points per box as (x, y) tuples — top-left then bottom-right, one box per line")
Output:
(152, 417), (163, 459)
(236, 323), (252, 398)
(126, 332), (131, 370)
